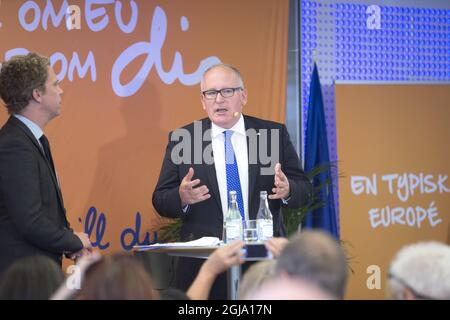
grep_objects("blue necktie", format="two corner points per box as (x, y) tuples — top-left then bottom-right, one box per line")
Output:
(224, 130), (244, 220)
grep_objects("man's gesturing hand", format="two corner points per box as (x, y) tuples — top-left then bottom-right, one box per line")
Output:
(268, 163), (290, 200)
(179, 167), (211, 207)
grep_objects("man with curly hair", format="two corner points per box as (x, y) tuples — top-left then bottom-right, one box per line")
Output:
(0, 53), (91, 275)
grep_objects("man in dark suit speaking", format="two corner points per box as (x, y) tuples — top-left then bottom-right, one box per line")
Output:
(0, 53), (91, 275)
(152, 64), (312, 298)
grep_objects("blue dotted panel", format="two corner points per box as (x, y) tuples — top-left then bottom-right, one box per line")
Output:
(300, 0), (450, 229)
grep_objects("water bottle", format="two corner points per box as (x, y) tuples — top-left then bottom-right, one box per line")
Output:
(223, 191), (243, 243)
(256, 191), (273, 241)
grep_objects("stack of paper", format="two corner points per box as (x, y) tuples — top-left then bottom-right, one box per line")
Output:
(134, 237), (222, 250)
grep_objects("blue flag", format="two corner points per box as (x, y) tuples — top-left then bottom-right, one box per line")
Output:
(302, 63), (339, 239)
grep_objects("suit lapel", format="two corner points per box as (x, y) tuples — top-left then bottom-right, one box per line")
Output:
(201, 118), (222, 213)
(244, 116), (260, 219)
(9, 117), (66, 210)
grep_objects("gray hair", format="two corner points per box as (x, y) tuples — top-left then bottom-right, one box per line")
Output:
(275, 230), (348, 299)
(200, 63), (244, 91)
(388, 241), (450, 300)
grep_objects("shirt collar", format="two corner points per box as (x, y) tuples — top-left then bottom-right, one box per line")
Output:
(14, 114), (44, 141)
(211, 114), (246, 138)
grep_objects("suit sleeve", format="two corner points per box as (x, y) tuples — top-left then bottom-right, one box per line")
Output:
(152, 133), (185, 219)
(0, 142), (83, 254)
(280, 125), (313, 208)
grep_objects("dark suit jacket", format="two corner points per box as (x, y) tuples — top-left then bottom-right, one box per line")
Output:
(152, 115), (312, 241)
(0, 116), (83, 274)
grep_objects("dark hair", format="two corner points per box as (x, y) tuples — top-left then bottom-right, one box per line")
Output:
(0, 52), (50, 114)
(0, 255), (64, 300)
(275, 231), (348, 299)
(78, 253), (158, 300)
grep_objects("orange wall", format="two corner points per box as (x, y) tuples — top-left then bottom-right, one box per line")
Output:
(0, 0), (289, 255)
(336, 84), (450, 299)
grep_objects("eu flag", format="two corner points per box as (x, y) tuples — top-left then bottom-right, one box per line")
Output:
(302, 63), (339, 239)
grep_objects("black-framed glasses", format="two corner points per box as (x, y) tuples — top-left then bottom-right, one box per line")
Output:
(202, 87), (242, 100)
(388, 272), (438, 300)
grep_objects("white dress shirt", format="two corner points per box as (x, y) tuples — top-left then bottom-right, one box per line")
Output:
(14, 114), (44, 146)
(211, 115), (249, 221)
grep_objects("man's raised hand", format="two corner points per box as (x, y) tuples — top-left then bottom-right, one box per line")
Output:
(179, 167), (211, 207)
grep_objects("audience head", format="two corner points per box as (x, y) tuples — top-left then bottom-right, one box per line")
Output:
(388, 241), (450, 300)
(275, 230), (348, 299)
(0, 255), (64, 300)
(238, 260), (276, 299)
(247, 277), (336, 300)
(78, 253), (158, 300)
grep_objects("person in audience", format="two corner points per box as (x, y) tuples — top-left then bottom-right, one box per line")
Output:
(274, 230), (348, 299)
(387, 241), (450, 300)
(0, 255), (65, 300)
(248, 277), (335, 300)
(76, 253), (158, 300)
(238, 259), (276, 299)
(51, 251), (101, 300)
(265, 236), (289, 258)
(187, 240), (245, 300)
(53, 241), (244, 300)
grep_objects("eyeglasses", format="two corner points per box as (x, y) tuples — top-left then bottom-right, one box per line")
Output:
(202, 87), (243, 100)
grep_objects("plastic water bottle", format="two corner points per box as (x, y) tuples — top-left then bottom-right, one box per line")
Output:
(256, 191), (273, 241)
(223, 191), (243, 243)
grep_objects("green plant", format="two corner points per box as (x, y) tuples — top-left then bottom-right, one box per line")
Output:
(157, 218), (182, 243)
(283, 161), (342, 237)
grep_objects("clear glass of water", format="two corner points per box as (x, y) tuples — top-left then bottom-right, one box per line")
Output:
(243, 220), (258, 243)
